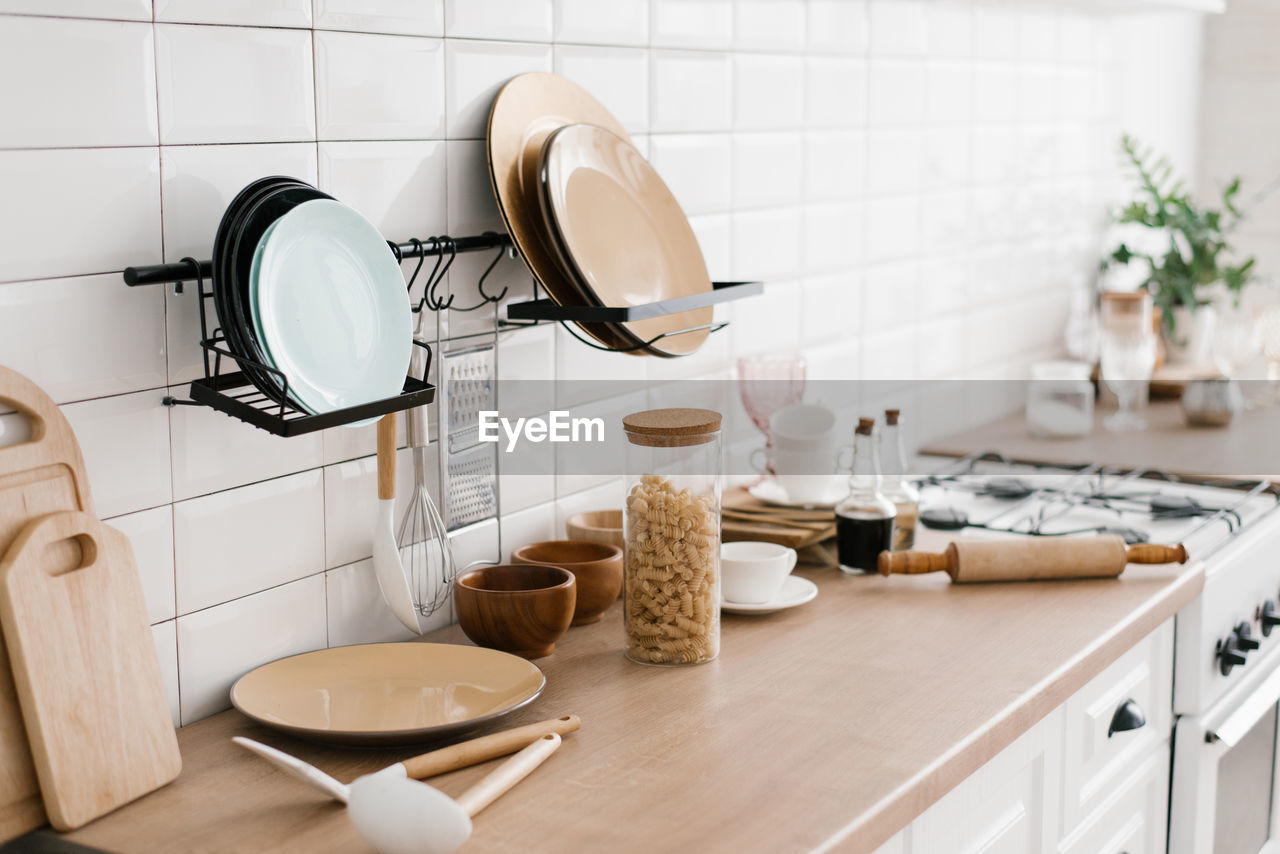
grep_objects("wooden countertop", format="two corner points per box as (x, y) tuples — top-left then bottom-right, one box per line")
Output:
(61, 532), (1203, 854)
(923, 399), (1280, 480)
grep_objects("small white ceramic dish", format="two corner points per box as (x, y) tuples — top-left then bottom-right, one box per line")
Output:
(721, 575), (818, 615)
(253, 198), (411, 420)
(748, 476), (846, 509)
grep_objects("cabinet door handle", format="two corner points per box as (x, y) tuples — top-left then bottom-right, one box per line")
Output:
(1108, 698), (1146, 737)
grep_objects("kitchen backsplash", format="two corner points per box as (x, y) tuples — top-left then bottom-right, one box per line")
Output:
(1200, 0), (1280, 282)
(0, 0), (1196, 726)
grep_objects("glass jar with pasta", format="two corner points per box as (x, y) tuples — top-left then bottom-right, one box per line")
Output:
(621, 408), (722, 666)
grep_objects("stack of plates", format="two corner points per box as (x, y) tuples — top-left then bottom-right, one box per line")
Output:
(211, 178), (412, 421)
(486, 73), (714, 357)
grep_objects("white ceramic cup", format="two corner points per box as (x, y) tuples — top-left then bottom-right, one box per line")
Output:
(751, 446), (840, 504)
(721, 541), (798, 604)
(769, 404), (837, 452)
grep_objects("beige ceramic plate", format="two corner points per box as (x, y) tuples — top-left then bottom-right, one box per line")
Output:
(539, 124), (712, 357)
(230, 643), (545, 746)
(485, 72), (636, 352)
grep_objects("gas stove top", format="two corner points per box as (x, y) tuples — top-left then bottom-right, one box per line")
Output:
(920, 452), (1279, 563)
(921, 451), (1280, 714)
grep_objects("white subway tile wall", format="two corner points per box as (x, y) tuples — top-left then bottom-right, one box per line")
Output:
(0, 0), (1136, 725)
(1201, 2), (1280, 283)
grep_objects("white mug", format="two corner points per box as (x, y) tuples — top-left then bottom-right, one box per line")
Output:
(721, 541), (798, 604)
(769, 404), (837, 452)
(751, 446), (840, 504)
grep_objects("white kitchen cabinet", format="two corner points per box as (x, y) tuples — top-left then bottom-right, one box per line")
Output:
(1061, 621), (1173, 833)
(870, 831), (906, 854)
(910, 707), (1064, 854)
(1059, 748), (1170, 854)
(885, 619), (1174, 854)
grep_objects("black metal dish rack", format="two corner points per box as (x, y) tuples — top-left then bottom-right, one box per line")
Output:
(123, 231), (761, 437)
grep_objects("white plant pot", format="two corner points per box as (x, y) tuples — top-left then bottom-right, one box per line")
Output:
(1165, 304), (1216, 367)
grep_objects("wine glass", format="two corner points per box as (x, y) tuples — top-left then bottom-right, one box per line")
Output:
(737, 354), (806, 471)
(1099, 291), (1156, 432)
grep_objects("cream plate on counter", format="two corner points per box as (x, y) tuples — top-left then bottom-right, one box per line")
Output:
(230, 643), (545, 746)
(539, 123), (712, 357)
(253, 199), (411, 421)
(721, 576), (819, 615)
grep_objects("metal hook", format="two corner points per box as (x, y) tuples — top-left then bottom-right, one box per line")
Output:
(450, 234), (509, 312)
(476, 232), (509, 303)
(403, 238), (428, 310)
(429, 236), (457, 311)
(415, 238), (445, 312)
(177, 256), (202, 296)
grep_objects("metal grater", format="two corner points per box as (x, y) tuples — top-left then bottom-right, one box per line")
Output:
(441, 344), (497, 530)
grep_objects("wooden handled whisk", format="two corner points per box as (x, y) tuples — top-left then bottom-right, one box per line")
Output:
(400, 401), (454, 619)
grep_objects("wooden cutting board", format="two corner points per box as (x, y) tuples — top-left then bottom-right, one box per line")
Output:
(0, 367), (96, 841)
(721, 486), (835, 550)
(0, 511), (181, 830)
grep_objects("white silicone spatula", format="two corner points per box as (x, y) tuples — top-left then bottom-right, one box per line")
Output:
(347, 733), (561, 854)
(237, 733), (562, 854)
(373, 413), (421, 633)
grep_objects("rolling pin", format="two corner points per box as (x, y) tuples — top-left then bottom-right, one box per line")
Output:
(877, 535), (1188, 582)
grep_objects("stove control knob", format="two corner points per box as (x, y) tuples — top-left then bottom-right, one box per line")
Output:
(1235, 622), (1261, 651)
(1218, 638), (1248, 676)
(1261, 601), (1280, 637)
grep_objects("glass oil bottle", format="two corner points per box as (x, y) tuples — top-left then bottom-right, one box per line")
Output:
(835, 417), (897, 574)
(880, 409), (919, 551)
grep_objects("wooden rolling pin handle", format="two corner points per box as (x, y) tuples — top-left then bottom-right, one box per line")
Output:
(376, 414), (395, 501)
(400, 715), (580, 780)
(878, 547), (955, 576)
(1125, 543), (1189, 565)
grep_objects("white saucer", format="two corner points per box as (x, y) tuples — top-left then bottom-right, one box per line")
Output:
(747, 477), (845, 509)
(721, 575), (818, 615)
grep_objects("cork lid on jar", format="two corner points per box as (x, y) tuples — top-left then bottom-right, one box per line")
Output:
(622, 408), (722, 447)
(855, 417), (875, 436)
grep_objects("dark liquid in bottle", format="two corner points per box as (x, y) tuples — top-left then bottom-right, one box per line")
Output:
(836, 511), (895, 573)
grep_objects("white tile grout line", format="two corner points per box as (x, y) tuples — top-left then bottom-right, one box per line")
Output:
(146, 5), (186, 725)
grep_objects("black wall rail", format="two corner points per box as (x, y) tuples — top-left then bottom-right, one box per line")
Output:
(122, 228), (760, 435)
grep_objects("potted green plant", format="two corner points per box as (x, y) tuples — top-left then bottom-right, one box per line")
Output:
(1100, 134), (1257, 365)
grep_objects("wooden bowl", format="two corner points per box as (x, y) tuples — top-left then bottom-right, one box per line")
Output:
(454, 565), (576, 659)
(511, 540), (624, 625)
(564, 509), (623, 550)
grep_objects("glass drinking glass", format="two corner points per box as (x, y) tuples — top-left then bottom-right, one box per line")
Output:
(737, 354), (806, 464)
(1260, 307), (1280, 398)
(1213, 301), (1261, 379)
(1099, 292), (1156, 432)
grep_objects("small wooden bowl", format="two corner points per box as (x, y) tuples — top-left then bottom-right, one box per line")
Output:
(512, 540), (624, 625)
(454, 565), (576, 659)
(564, 509), (623, 550)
